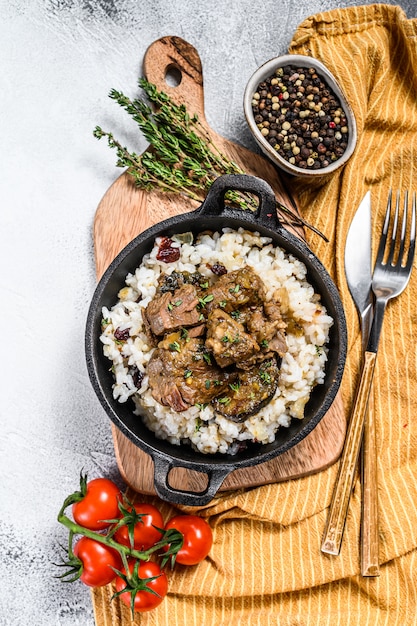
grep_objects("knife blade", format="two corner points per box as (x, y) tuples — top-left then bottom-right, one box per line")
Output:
(344, 191), (373, 350)
(321, 191), (379, 573)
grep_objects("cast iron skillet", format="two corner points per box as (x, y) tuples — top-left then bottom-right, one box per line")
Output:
(85, 174), (347, 506)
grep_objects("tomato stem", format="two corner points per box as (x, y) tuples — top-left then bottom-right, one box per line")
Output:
(57, 488), (183, 564)
(58, 511), (167, 560)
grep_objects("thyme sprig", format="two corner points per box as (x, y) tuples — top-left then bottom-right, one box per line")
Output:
(94, 77), (327, 239)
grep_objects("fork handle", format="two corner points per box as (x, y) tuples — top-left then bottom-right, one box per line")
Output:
(321, 350), (377, 555)
(361, 392), (380, 576)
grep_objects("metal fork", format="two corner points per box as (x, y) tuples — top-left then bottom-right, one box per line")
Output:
(321, 190), (416, 556)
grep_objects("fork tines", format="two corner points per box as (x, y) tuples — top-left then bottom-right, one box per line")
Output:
(378, 190), (416, 271)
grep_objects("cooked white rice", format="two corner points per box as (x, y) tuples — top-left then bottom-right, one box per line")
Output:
(100, 228), (333, 455)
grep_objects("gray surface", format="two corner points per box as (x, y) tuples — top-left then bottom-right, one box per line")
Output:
(1, 1), (416, 624)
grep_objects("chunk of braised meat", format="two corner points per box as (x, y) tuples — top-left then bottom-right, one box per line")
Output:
(212, 357), (281, 422)
(205, 266), (265, 314)
(144, 283), (200, 336)
(186, 323), (206, 338)
(264, 297), (288, 353)
(147, 352), (189, 412)
(246, 301), (287, 357)
(225, 293), (287, 369)
(141, 308), (158, 348)
(205, 308), (260, 368)
(147, 332), (234, 412)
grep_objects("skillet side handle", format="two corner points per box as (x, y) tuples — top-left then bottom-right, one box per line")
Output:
(197, 174), (282, 230)
(152, 456), (231, 506)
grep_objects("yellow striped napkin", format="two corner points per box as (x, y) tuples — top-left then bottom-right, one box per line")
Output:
(92, 5), (417, 624)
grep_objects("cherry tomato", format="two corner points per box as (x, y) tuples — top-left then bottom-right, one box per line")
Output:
(165, 515), (213, 565)
(73, 536), (122, 587)
(113, 503), (164, 550)
(115, 560), (168, 612)
(72, 478), (121, 530)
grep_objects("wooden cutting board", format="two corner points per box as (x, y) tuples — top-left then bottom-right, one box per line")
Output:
(93, 36), (346, 498)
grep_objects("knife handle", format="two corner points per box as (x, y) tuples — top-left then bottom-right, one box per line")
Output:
(361, 392), (380, 576)
(321, 350), (377, 555)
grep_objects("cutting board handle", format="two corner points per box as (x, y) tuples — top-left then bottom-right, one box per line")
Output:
(143, 36), (206, 121)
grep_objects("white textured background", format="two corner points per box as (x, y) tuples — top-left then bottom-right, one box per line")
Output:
(1, 1), (416, 624)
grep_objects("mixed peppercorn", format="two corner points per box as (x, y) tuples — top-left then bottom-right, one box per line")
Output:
(251, 64), (350, 171)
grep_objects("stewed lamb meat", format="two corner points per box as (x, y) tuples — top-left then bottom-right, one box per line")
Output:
(144, 283), (201, 336)
(147, 332), (235, 412)
(205, 266), (265, 313)
(144, 264), (288, 420)
(212, 356), (281, 421)
(205, 308), (260, 368)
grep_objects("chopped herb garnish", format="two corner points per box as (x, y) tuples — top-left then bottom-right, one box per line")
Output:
(195, 402), (208, 410)
(232, 335), (240, 343)
(229, 381), (241, 392)
(167, 302), (173, 311)
(205, 380), (211, 389)
(214, 379), (222, 386)
(203, 353), (212, 365)
(219, 300), (227, 308)
(198, 294), (214, 308)
(315, 345), (323, 356)
(198, 313), (205, 321)
(218, 396), (231, 405)
(180, 327), (189, 340)
(230, 310), (241, 319)
(168, 341), (181, 352)
(260, 339), (269, 348)
(260, 370), (271, 384)
(229, 284), (240, 293)
(221, 335), (230, 343)
(195, 417), (202, 432)
(200, 281), (209, 289)
(184, 369), (192, 379)
(173, 299), (183, 306)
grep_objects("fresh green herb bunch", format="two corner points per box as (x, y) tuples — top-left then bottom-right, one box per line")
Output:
(94, 78), (326, 238)
(94, 77), (254, 209)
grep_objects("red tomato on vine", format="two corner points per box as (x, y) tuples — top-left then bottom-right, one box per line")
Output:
(165, 515), (213, 565)
(113, 503), (164, 550)
(72, 477), (121, 530)
(114, 560), (168, 613)
(73, 536), (122, 587)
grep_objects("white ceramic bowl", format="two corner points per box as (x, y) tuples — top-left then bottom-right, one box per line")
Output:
(244, 54), (357, 177)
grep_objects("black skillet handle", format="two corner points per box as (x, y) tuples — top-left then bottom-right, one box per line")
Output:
(197, 174), (281, 231)
(152, 455), (231, 506)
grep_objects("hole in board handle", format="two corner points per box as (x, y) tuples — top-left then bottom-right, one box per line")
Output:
(164, 64), (182, 88)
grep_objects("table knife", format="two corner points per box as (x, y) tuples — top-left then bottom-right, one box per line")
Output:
(321, 192), (380, 575)
(344, 191), (374, 345)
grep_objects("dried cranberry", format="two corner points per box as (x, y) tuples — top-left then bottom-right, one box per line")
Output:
(129, 366), (144, 388)
(156, 237), (180, 263)
(210, 263), (227, 276)
(114, 327), (130, 341)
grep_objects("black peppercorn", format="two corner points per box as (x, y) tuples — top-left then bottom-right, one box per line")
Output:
(251, 63), (350, 170)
